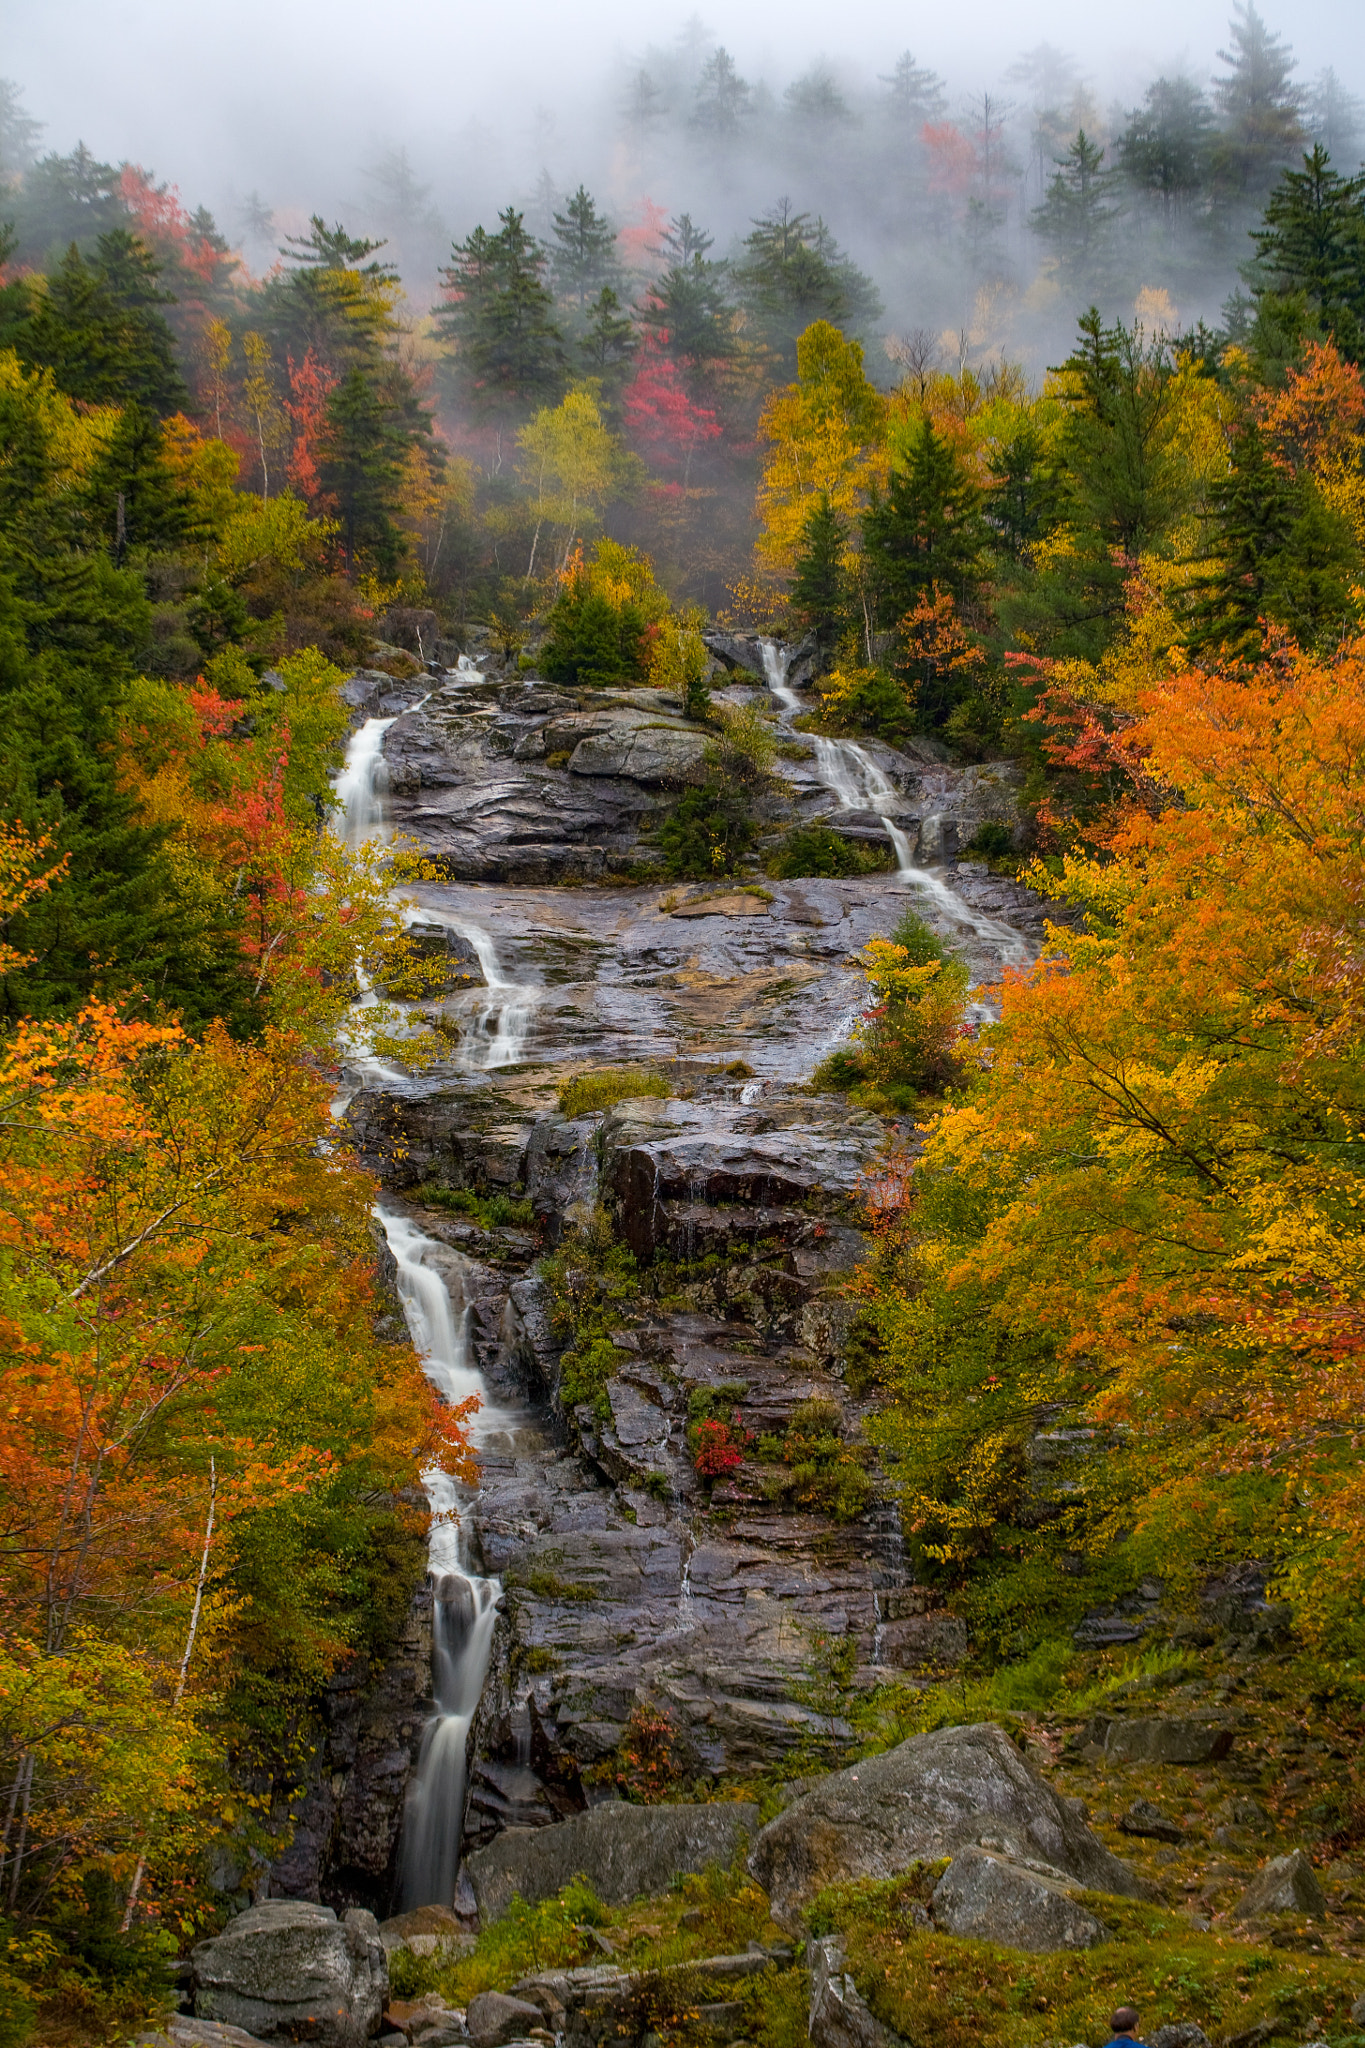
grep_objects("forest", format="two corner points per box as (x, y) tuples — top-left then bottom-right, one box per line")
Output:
(0, 0), (1363, 2040)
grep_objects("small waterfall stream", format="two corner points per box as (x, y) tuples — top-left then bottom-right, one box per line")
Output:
(379, 1209), (504, 1910)
(330, 703), (520, 1908)
(759, 640), (1030, 966)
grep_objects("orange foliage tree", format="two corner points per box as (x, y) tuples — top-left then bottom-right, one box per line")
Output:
(861, 629), (1365, 1653)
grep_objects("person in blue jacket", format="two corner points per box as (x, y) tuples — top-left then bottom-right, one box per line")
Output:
(1104, 2007), (1147, 2048)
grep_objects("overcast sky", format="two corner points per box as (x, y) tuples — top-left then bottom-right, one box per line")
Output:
(8, 0), (1363, 289)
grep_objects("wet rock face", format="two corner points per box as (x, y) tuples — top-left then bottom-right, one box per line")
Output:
(292, 676), (1059, 1901)
(465, 1801), (761, 1922)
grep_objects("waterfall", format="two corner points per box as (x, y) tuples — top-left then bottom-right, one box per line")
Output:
(401, 906), (540, 1071)
(333, 716), (398, 850)
(759, 643), (1030, 967)
(379, 1207), (504, 1911)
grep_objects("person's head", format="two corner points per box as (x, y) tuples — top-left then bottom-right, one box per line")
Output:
(1111, 2009), (1141, 2039)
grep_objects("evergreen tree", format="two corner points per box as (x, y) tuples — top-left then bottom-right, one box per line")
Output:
(692, 48), (751, 136)
(0, 78), (43, 178)
(7, 144), (123, 261)
(89, 403), (197, 563)
(578, 287), (637, 399)
(638, 242), (734, 393)
(878, 52), (947, 125)
(16, 231), (186, 414)
(1190, 423), (1358, 651)
(264, 215), (400, 375)
(1213, 0), (1304, 202)
(735, 202), (883, 370)
(863, 418), (988, 623)
(1055, 308), (1185, 552)
(790, 493), (849, 652)
(784, 69), (853, 126)
(654, 215), (714, 266)
(1248, 146), (1365, 361)
(551, 187), (620, 315)
(437, 208), (567, 416)
(1308, 68), (1365, 165)
(317, 368), (414, 575)
(1118, 78), (1218, 221)
(1031, 131), (1124, 283)
(985, 423), (1069, 557)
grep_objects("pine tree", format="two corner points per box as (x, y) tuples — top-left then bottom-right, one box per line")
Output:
(692, 48), (751, 136)
(318, 369), (412, 575)
(0, 77), (43, 177)
(790, 493), (849, 652)
(264, 215), (401, 376)
(638, 241), (734, 393)
(1213, 0), (1304, 202)
(1190, 422), (1358, 651)
(985, 424), (1069, 557)
(1249, 146), (1365, 361)
(863, 418), (988, 623)
(7, 143), (123, 260)
(1308, 69), (1365, 164)
(551, 187), (620, 315)
(735, 202), (883, 370)
(437, 208), (567, 417)
(16, 231), (186, 414)
(1118, 78), (1218, 221)
(878, 52), (947, 126)
(578, 287), (637, 401)
(1031, 130), (1124, 283)
(1055, 308), (1184, 552)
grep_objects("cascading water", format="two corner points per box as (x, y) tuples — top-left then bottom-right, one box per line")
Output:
(332, 715), (397, 850)
(379, 1207), (505, 1911)
(402, 906), (540, 1071)
(759, 643), (1030, 966)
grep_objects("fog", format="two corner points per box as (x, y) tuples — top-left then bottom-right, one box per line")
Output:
(8, 0), (1365, 366)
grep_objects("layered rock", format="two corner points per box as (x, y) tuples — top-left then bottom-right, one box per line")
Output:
(190, 1900), (387, 2047)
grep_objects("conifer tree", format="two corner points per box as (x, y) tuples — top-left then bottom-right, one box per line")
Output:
(16, 231), (186, 413)
(790, 493), (849, 651)
(1249, 146), (1365, 361)
(692, 48), (751, 135)
(1118, 78), (1218, 221)
(863, 418), (988, 623)
(578, 287), (637, 401)
(438, 208), (567, 416)
(317, 368), (413, 575)
(1213, 0), (1304, 201)
(1191, 423), (1358, 652)
(551, 187), (620, 315)
(735, 202), (883, 370)
(1031, 131), (1124, 283)
(878, 52), (948, 125)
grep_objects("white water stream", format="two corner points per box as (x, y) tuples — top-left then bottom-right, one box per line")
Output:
(380, 1209), (507, 1910)
(331, 708), (541, 1074)
(330, 705), (528, 1906)
(758, 640), (1030, 966)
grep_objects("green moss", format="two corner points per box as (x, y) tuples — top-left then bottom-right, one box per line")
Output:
(558, 1066), (672, 1118)
(822, 1875), (1363, 2048)
(506, 1566), (600, 1602)
(416, 1183), (535, 1229)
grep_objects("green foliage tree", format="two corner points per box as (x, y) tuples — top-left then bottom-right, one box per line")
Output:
(790, 491), (850, 651)
(985, 422), (1068, 557)
(577, 286), (637, 402)
(0, 78), (43, 178)
(1247, 147), (1365, 362)
(878, 52), (948, 126)
(1055, 308), (1184, 552)
(735, 201), (883, 371)
(262, 215), (401, 376)
(863, 419), (988, 624)
(551, 186), (620, 317)
(438, 208), (567, 417)
(1118, 77), (1218, 221)
(1190, 422), (1358, 653)
(1213, 0), (1304, 202)
(6, 143), (124, 261)
(317, 367), (418, 576)
(692, 48), (751, 135)
(1031, 131), (1124, 284)
(638, 240), (734, 393)
(16, 231), (186, 413)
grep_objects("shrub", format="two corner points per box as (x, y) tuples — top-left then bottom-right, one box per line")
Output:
(705, 702), (779, 788)
(767, 825), (891, 879)
(810, 665), (916, 744)
(853, 911), (970, 1097)
(418, 1184), (535, 1228)
(658, 783), (755, 879)
(611, 1703), (682, 1803)
(964, 819), (1015, 861)
(694, 1415), (749, 1477)
(557, 1066), (671, 1118)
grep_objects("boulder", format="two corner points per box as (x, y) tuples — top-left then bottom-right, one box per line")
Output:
(466, 1990), (544, 2048)
(807, 1934), (894, 2048)
(135, 2021), (276, 2048)
(1117, 1799), (1184, 1843)
(748, 1722), (1148, 1926)
(567, 725), (707, 783)
(191, 1899), (387, 2048)
(1150, 2027), (1212, 2048)
(1231, 1848), (1327, 1921)
(930, 1847), (1108, 1951)
(465, 1800), (761, 1923)
(1090, 1716), (1234, 1765)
